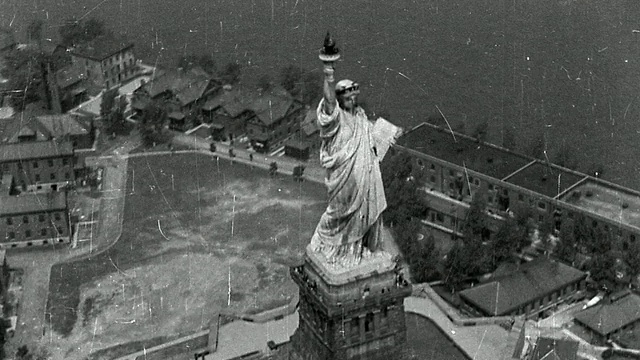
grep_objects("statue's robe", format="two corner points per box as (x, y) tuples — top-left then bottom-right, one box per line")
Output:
(309, 98), (387, 267)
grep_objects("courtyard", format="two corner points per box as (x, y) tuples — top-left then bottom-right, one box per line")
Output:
(44, 153), (326, 359)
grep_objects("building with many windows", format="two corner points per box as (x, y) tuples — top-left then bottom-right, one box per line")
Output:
(0, 191), (70, 248)
(0, 140), (75, 192)
(69, 35), (137, 89)
(393, 122), (640, 253)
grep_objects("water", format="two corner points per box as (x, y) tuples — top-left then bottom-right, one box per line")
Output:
(3, 0), (640, 187)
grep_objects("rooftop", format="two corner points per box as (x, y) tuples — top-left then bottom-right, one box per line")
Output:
(0, 191), (67, 216)
(0, 114), (89, 143)
(504, 161), (586, 198)
(71, 35), (133, 61)
(204, 85), (295, 125)
(561, 179), (640, 230)
(0, 140), (73, 162)
(459, 258), (586, 316)
(141, 68), (213, 105)
(574, 291), (640, 336)
(397, 123), (532, 179)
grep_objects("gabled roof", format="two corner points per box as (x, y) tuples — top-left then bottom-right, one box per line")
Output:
(574, 291), (640, 336)
(459, 258), (586, 316)
(0, 114), (89, 143)
(70, 35), (133, 61)
(530, 337), (578, 360)
(0, 191), (67, 216)
(206, 85), (295, 125)
(56, 64), (86, 89)
(35, 114), (90, 137)
(142, 68), (212, 101)
(0, 140), (73, 162)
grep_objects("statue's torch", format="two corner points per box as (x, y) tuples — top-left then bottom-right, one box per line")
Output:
(319, 32), (340, 82)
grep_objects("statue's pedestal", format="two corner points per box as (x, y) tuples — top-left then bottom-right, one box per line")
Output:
(288, 229), (412, 360)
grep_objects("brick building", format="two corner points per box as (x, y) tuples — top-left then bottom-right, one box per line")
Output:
(70, 35), (137, 89)
(394, 122), (640, 255)
(459, 258), (586, 319)
(0, 140), (75, 192)
(0, 191), (70, 248)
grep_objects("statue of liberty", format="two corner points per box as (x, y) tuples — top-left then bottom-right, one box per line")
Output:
(309, 33), (401, 270)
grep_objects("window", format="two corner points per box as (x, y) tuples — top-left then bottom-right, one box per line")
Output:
(62, 158), (69, 166)
(351, 317), (360, 336)
(65, 172), (70, 180)
(592, 220), (598, 228)
(538, 201), (546, 210)
(39, 214), (45, 222)
(35, 174), (40, 182)
(8, 232), (15, 240)
(474, 178), (480, 185)
(488, 184), (494, 191)
(364, 313), (374, 332)
(449, 170), (454, 176)
(430, 175), (436, 183)
(33, 161), (38, 168)
(469, 176), (474, 185)
(430, 164), (435, 171)
(539, 214), (544, 222)
(17, 163), (22, 170)
(23, 216), (29, 224)
(50, 173), (56, 180)
(416, 159), (424, 167)
(436, 213), (444, 222)
(488, 196), (493, 203)
(40, 228), (47, 236)
(48, 159), (54, 167)
(6, 218), (12, 226)
(631, 234), (636, 243)
(54, 213), (61, 221)
(25, 230), (31, 238)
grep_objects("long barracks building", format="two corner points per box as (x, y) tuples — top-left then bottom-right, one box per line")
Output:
(393, 122), (640, 248)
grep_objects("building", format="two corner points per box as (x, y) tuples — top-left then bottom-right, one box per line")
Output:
(0, 140), (75, 192)
(284, 108), (321, 161)
(70, 35), (137, 89)
(529, 337), (579, 360)
(394, 122), (640, 257)
(287, 229), (412, 359)
(459, 258), (586, 319)
(132, 68), (220, 130)
(0, 191), (70, 248)
(1, 114), (94, 150)
(574, 290), (640, 346)
(56, 64), (89, 111)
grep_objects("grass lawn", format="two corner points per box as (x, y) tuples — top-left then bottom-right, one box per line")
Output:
(46, 153), (326, 359)
(404, 313), (470, 359)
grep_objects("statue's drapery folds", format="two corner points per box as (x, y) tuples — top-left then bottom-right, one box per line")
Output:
(309, 99), (388, 268)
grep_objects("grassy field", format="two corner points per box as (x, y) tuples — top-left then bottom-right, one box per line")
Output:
(46, 153), (326, 360)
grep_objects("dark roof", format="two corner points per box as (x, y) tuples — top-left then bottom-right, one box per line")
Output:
(504, 161), (586, 198)
(56, 64), (86, 89)
(398, 123), (532, 179)
(1, 114), (89, 143)
(0, 28), (16, 51)
(209, 85), (295, 125)
(71, 35), (133, 61)
(459, 258), (586, 316)
(142, 69), (213, 104)
(285, 139), (310, 150)
(530, 337), (578, 360)
(168, 112), (185, 120)
(0, 141), (73, 162)
(0, 191), (67, 216)
(574, 292), (640, 336)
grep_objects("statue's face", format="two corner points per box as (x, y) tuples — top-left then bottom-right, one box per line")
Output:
(339, 93), (358, 111)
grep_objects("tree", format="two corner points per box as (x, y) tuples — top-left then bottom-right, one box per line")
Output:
(587, 251), (618, 291)
(300, 71), (322, 106)
(1, 48), (46, 110)
(220, 63), (241, 84)
(624, 240), (640, 278)
(15, 344), (51, 360)
(512, 204), (534, 251)
(489, 215), (519, 268)
(0, 318), (8, 359)
(26, 19), (44, 45)
(538, 214), (556, 252)
(269, 162), (278, 176)
(442, 241), (482, 291)
(139, 102), (167, 147)
(292, 165), (305, 182)
(59, 17), (106, 47)
(526, 133), (545, 160)
(555, 218), (577, 263)
(257, 74), (272, 91)
(280, 64), (303, 96)
(462, 189), (489, 245)
(394, 217), (439, 283)
(100, 89), (127, 135)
